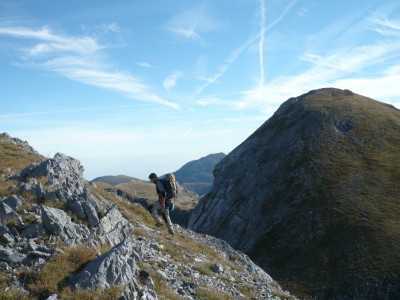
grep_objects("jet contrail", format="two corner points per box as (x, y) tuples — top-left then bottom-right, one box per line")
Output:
(259, 0), (266, 87)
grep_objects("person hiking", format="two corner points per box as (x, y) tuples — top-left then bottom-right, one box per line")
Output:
(148, 172), (175, 235)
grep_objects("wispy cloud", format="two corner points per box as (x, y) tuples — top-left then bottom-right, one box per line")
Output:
(165, 5), (224, 42)
(163, 71), (183, 90)
(137, 61), (157, 68)
(0, 26), (101, 56)
(373, 17), (400, 37)
(0, 25), (178, 108)
(232, 5), (400, 111)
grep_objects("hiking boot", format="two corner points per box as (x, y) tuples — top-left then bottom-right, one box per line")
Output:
(168, 229), (175, 235)
(156, 221), (164, 228)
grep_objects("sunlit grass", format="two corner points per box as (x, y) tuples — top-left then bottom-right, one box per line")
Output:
(27, 244), (97, 298)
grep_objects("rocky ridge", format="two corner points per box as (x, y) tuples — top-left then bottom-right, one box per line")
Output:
(0, 134), (292, 299)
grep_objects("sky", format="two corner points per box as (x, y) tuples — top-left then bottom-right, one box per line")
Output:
(1, 0), (400, 181)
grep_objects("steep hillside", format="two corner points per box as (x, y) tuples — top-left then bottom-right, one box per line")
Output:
(174, 153), (226, 196)
(92, 175), (137, 186)
(0, 134), (291, 299)
(189, 88), (400, 299)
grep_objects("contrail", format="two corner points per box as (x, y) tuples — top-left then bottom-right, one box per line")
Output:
(259, 0), (298, 87)
(195, 0), (298, 95)
(259, 0), (266, 87)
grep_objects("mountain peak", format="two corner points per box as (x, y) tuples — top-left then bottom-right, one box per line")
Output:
(189, 88), (400, 298)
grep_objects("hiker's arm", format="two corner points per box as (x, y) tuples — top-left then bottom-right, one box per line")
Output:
(160, 194), (166, 210)
(155, 181), (167, 210)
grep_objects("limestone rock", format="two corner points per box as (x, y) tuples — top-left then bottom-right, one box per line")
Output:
(94, 205), (133, 246)
(69, 239), (157, 300)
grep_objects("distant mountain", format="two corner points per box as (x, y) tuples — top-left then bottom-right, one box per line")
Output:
(189, 88), (400, 299)
(92, 175), (136, 186)
(174, 153), (226, 196)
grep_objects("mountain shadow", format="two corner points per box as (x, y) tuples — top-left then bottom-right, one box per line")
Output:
(189, 88), (400, 299)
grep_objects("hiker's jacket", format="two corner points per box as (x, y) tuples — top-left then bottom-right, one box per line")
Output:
(155, 179), (166, 198)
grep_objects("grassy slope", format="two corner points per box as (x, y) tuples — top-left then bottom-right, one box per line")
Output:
(0, 134), (44, 197)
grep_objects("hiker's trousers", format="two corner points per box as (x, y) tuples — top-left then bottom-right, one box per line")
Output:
(150, 199), (174, 232)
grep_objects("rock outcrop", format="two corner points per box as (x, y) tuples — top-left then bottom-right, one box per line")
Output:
(189, 88), (400, 299)
(16, 153), (100, 227)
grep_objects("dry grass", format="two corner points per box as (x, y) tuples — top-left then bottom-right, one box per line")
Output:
(196, 286), (233, 300)
(28, 244), (97, 298)
(88, 182), (155, 227)
(58, 286), (123, 300)
(0, 135), (44, 176)
(0, 271), (29, 300)
(144, 268), (186, 300)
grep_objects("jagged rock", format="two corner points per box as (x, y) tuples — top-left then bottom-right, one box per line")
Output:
(0, 201), (23, 226)
(67, 188), (99, 227)
(212, 263), (224, 274)
(1, 195), (24, 211)
(19, 222), (45, 239)
(0, 224), (17, 246)
(69, 239), (157, 300)
(17, 153), (99, 226)
(94, 206), (133, 246)
(19, 153), (84, 192)
(40, 205), (89, 244)
(0, 246), (26, 263)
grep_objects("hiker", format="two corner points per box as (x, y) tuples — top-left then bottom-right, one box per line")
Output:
(148, 172), (175, 235)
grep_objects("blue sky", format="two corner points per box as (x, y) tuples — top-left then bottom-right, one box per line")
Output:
(1, 0), (400, 180)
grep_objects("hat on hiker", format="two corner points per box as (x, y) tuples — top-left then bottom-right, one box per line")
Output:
(148, 173), (157, 180)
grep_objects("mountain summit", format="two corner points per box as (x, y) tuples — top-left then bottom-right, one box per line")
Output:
(189, 88), (400, 298)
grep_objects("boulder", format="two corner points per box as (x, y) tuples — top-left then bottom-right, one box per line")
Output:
(94, 206), (133, 246)
(69, 239), (157, 300)
(40, 205), (89, 243)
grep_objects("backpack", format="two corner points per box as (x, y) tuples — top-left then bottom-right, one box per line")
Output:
(160, 173), (178, 199)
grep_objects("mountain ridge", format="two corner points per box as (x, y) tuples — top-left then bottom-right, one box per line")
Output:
(0, 132), (291, 299)
(174, 152), (226, 196)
